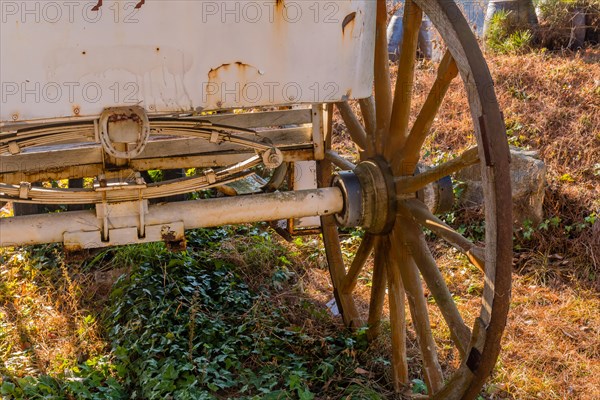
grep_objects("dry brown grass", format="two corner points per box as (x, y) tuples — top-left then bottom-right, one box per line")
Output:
(494, 276), (600, 399)
(0, 246), (109, 377)
(489, 49), (599, 292)
(491, 49), (599, 184)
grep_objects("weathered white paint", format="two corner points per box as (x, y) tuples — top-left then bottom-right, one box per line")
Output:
(0, 187), (344, 247)
(1, 0), (375, 124)
(292, 160), (320, 228)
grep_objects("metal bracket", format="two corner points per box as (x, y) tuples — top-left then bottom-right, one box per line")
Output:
(262, 147), (284, 169)
(99, 106), (150, 159)
(63, 221), (185, 251)
(95, 199), (148, 242)
(204, 169), (217, 184)
(18, 182), (31, 199)
(8, 141), (20, 155)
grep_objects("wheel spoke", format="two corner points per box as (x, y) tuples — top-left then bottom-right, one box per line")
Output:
(430, 365), (473, 400)
(324, 150), (356, 171)
(401, 215), (472, 357)
(368, 237), (387, 341)
(358, 96), (377, 138)
(336, 101), (372, 155)
(374, 0), (393, 153)
(385, 0), (423, 162)
(318, 129), (361, 328)
(395, 146), (479, 194)
(382, 235), (409, 390)
(392, 50), (459, 174)
(321, 216), (362, 327)
(342, 233), (375, 293)
(401, 198), (485, 271)
(391, 220), (444, 394)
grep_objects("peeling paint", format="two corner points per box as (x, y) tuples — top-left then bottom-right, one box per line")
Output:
(342, 12), (357, 33)
(208, 61), (256, 81)
(343, 89), (352, 100)
(206, 61), (262, 108)
(207, 63), (231, 80)
(92, 0), (144, 11)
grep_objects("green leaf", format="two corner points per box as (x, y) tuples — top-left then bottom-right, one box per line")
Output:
(412, 379), (428, 394)
(1, 381), (16, 395)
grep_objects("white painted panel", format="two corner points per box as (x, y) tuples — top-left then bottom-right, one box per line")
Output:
(1, 0), (375, 124)
(293, 160), (320, 228)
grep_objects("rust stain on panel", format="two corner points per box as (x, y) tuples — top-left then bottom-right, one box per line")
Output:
(275, 0), (285, 21)
(342, 12), (356, 34)
(208, 61), (258, 83)
(161, 225), (186, 251)
(135, 0), (146, 9)
(207, 62), (257, 77)
(208, 63), (231, 80)
(206, 62), (261, 108)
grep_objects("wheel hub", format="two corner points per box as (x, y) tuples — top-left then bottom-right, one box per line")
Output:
(332, 158), (397, 234)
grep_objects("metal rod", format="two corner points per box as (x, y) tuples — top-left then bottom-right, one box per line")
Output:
(325, 150), (356, 171)
(0, 188), (344, 247)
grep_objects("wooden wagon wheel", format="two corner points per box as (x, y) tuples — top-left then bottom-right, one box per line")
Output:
(318, 0), (512, 398)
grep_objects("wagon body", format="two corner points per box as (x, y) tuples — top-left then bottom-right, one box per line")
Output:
(1, 0), (375, 124)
